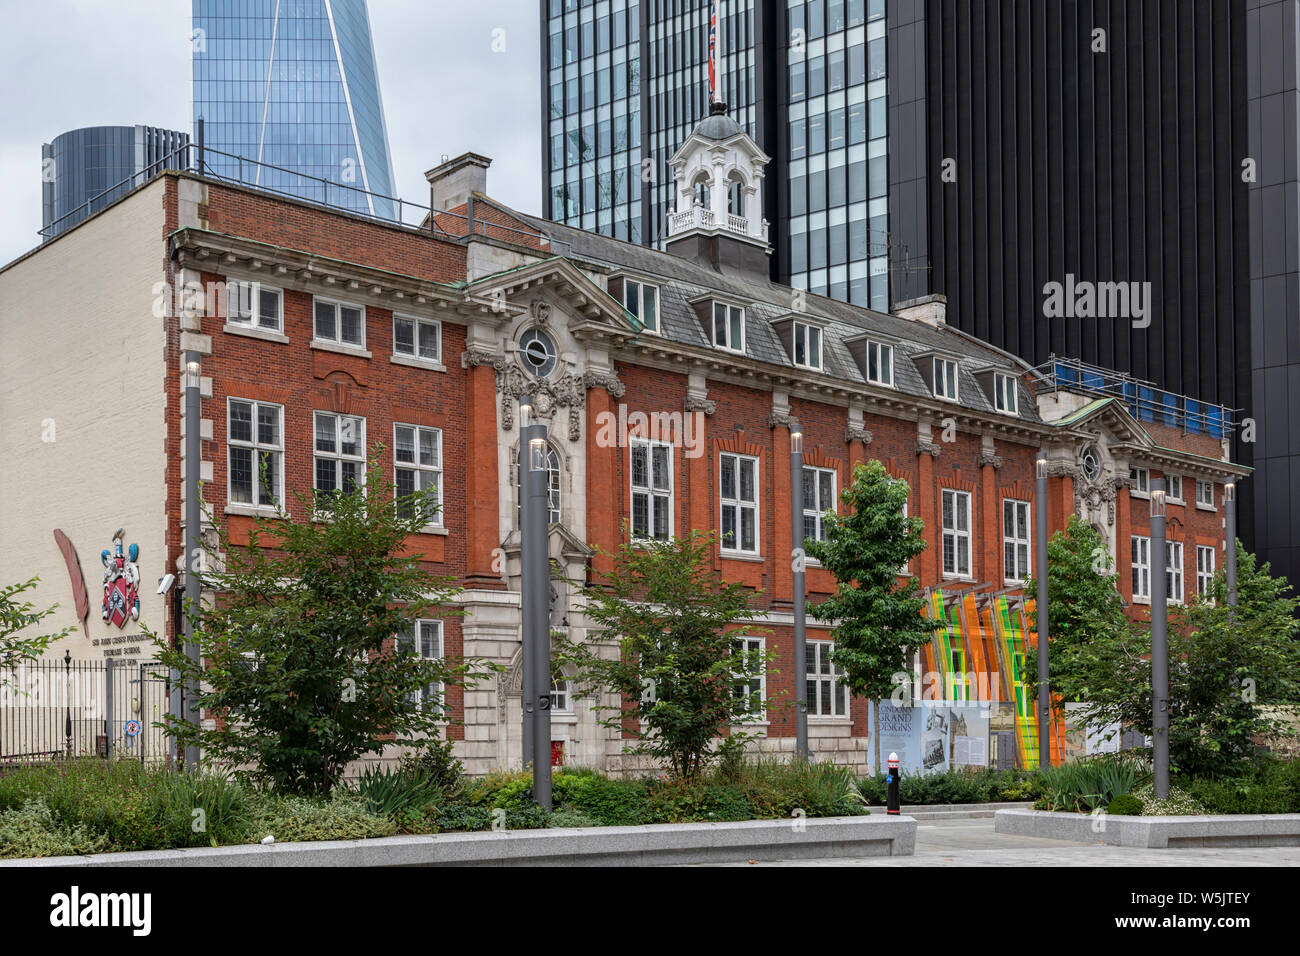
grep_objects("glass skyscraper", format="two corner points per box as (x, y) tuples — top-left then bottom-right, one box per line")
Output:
(192, 0), (397, 219)
(540, 0), (889, 309)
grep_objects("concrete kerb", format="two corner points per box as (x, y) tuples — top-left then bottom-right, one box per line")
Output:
(3, 814), (917, 867)
(995, 808), (1300, 848)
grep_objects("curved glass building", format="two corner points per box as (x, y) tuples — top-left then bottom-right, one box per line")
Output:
(41, 125), (190, 240)
(192, 0), (397, 219)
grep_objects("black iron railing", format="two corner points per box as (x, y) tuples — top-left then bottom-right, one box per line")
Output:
(0, 652), (172, 767)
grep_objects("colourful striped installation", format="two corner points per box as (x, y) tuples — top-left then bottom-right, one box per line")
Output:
(990, 594), (1039, 769)
(961, 592), (997, 702)
(926, 589), (968, 701)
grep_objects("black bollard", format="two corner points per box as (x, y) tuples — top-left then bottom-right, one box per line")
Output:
(886, 752), (901, 815)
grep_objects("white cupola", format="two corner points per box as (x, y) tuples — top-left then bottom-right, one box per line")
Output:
(666, 100), (771, 250)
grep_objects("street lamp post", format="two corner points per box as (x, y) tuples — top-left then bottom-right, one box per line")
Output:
(182, 354), (203, 770)
(1035, 457), (1050, 769)
(519, 396), (552, 809)
(789, 419), (808, 759)
(518, 397), (535, 772)
(1224, 480), (1238, 609)
(1149, 478), (1170, 800)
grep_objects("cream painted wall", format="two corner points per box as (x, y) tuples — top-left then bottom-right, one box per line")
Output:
(0, 180), (170, 661)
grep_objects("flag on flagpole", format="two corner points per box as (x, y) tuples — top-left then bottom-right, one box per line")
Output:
(708, 2), (718, 102)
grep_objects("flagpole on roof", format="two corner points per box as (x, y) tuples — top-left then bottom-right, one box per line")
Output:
(709, 0), (722, 105)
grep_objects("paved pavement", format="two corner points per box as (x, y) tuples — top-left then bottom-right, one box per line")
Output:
(704, 818), (1300, 866)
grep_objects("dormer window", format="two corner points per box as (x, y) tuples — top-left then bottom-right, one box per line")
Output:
(993, 373), (1018, 414)
(713, 302), (745, 352)
(624, 278), (659, 334)
(792, 321), (822, 370)
(866, 340), (893, 386)
(933, 357), (959, 401)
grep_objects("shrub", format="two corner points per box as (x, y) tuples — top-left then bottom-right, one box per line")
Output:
(243, 793), (397, 843)
(151, 768), (249, 848)
(465, 770), (535, 810)
(1035, 755), (1147, 813)
(396, 737), (465, 797)
(713, 735), (749, 783)
(551, 771), (652, 826)
(1133, 784), (1206, 817)
(547, 809), (601, 828)
(0, 799), (110, 859)
(352, 765), (441, 819)
(855, 766), (1039, 807)
(649, 782), (754, 823)
(1106, 793), (1143, 816)
(1181, 757), (1300, 815)
(432, 802), (493, 833)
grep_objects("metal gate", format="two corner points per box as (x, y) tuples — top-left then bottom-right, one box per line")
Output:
(0, 653), (173, 765)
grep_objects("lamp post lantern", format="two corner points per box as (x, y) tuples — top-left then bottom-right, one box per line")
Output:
(1224, 480), (1238, 609)
(789, 419), (808, 759)
(1035, 456), (1050, 769)
(1149, 478), (1170, 800)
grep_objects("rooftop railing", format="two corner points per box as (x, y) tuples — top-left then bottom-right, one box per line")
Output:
(1033, 354), (1238, 439)
(38, 138), (569, 256)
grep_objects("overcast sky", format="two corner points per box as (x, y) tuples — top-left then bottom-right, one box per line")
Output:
(0, 0), (542, 266)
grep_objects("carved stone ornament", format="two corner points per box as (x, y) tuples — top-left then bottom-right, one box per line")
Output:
(530, 299), (552, 325)
(845, 425), (874, 444)
(768, 412), (795, 429)
(583, 369), (627, 399)
(1043, 461), (1080, 479)
(1074, 477), (1119, 528)
(497, 651), (523, 721)
(685, 394), (717, 415)
(978, 453), (1004, 469)
(496, 361), (626, 441)
(916, 440), (942, 457)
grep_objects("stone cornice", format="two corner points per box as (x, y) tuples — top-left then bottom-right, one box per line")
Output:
(169, 227), (460, 310)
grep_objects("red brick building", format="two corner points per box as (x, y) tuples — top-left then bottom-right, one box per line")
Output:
(2, 113), (1246, 775)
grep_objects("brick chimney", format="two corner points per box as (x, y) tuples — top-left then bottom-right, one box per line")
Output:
(894, 293), (947, 328)
(425, 152), (491, 212)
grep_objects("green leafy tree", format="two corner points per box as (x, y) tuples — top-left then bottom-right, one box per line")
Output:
(1023, 516), (1139, 708)
(1029, 527), (1300, 777)
(558, 529), (771, 782)
(1164, 543), (1300, 776)
(1, 577), (72, 683)
(153, 453), (493, 796)
(804, 461), (936, 773)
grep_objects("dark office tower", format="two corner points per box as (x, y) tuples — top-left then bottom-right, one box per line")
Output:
(40, 125), (190, 240)
(888, 0), (1264, 567)
(192, 0), (397, 219)
(1246, 0), (1300, 600)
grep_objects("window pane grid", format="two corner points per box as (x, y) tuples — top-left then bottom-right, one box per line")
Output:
(394, 424), (443, 526)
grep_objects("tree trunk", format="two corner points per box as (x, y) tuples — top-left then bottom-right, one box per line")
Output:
(872, 698), (881, 776)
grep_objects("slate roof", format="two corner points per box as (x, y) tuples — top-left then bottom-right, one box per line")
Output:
(505, 205), (1043, 425)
